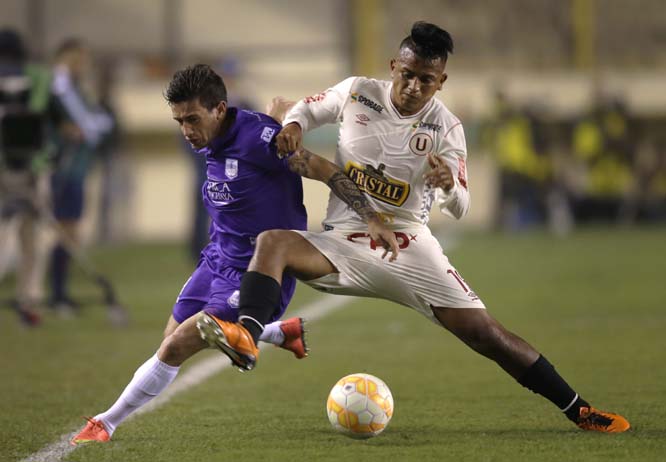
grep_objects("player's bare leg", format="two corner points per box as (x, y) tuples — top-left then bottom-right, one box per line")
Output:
(73, 308), (307, 444)
(202, 230), (335, 370)
(431, 305), (630, 433)
(158, 315), (208, 366)
(249, 229), (337, 283)
(163, 315), (180, 338)
(430, 307), (538, 378)
(72, 316), (201, 445)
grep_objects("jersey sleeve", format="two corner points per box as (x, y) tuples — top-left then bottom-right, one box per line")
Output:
(435, 122), (471, 220)
(282, 77), (357, 132)
(245, 119), (292, 172)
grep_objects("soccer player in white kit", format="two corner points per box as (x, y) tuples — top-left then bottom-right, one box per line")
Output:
(205, 21), (629, 433)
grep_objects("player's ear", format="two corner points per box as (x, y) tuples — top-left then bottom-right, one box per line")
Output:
(215, 100), (227, 120)
(438, 73), (448, 90)
(389, 58), (397, 77)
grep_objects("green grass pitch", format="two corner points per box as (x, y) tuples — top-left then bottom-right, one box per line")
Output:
(1, 227), (665, 461)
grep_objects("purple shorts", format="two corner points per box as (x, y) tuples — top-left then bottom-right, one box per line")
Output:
(172, 249), (296, 324)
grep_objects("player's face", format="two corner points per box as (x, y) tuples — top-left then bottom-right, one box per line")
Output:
(390, 48), (447, 116)
(171, 98), (226, 149)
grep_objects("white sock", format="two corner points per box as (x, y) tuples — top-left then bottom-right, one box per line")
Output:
(259, 321), (284, 345)
(95, 354), (179, 435)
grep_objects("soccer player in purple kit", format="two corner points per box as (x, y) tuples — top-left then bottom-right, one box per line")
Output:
(71, 64), (399, 445)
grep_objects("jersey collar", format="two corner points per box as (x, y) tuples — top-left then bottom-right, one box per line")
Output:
(386, 82), (435, 120)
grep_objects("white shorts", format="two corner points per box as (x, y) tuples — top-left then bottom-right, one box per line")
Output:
(295, 226), (485, 325)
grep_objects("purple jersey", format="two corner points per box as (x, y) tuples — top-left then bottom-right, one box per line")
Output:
(198, 108), (307, 268)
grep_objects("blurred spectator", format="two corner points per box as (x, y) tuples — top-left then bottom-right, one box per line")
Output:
(482, 90), (552, 231)
(570, 95), (635, 223)
(619, 132), (666, 222)
(0, 28), (52, 326)
(48, 38), (114, 314)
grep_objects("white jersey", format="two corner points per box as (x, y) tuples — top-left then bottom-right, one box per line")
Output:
(283, 76), (471, 230)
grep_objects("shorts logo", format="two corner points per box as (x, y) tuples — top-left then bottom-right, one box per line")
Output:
(350, 92), (384, 113)
(227, 290), (240, 309)
(346, 231), (413, 250)
(409, 133), (433, 156)
(345, 161), (410, 207)
(260, 126), (276, 143)
(225, 159), (238, 179)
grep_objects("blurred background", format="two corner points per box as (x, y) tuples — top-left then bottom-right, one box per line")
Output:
(1, 0), (665, 319)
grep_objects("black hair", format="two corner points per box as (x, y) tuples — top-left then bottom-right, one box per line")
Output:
(164, 64), (227, 110)
(55, 37), (85, 59)
(399, 21), (454, 61)
(0, 28), (26, 62)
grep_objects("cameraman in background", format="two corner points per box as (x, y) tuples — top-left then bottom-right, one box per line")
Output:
(0, 29), (52, 326)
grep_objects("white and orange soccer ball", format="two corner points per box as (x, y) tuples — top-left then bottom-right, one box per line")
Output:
(326, 373), (394, 439)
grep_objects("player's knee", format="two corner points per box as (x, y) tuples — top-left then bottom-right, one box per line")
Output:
(255, 230), (292, 259)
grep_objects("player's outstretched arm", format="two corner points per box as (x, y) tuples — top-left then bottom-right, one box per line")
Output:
(287, 149), (399, 261)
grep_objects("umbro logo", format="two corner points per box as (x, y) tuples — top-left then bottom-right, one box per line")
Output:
(355, 114), (370, 126)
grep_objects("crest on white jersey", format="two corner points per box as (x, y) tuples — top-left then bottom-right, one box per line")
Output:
(409, 133), (433, 156)
(225, 159), (238, 179)
(261, 126), (276, 143)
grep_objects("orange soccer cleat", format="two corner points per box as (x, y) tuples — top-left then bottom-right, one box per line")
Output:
(197, 313), (259, 371)
(70, 417), (111, 446)
(278, 317), (308, 359)
(577, 406), (631, 433)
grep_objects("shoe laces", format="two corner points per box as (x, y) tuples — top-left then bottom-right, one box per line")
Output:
(83, 416), (105, 432)
(579, 408), (613, 429)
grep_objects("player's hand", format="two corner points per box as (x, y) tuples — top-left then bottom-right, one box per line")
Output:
(266, 97), (295, 124)
(276, 122), (303, 158)
(367, 216), (399, 262)
(423, 153), (455, 191)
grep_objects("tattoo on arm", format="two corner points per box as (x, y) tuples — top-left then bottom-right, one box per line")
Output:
(286, 149), (377, 223)
(287, 150), (314, 177)
(327, 171), (377, 222)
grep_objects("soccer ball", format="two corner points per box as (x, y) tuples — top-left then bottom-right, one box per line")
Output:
(326, 373), (394, 439)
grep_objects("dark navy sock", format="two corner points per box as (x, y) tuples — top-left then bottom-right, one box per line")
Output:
(518, 355), (589, 422)
(50, 244), (70, 303)
(238, 271), (281, 344)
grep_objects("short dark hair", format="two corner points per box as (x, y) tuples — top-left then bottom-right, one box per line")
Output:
(399, 21), (454, 61)
(165, 64), (227, 110)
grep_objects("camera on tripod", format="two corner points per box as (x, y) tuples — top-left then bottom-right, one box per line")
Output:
(0, 74), (47, 172)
